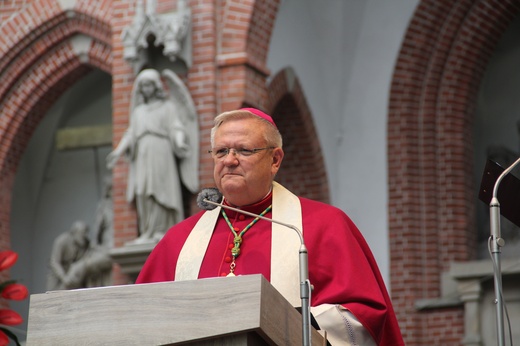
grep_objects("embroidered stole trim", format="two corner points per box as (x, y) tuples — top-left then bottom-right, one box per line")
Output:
(175, 206), (221, 280)
(175, 182), (302, 306)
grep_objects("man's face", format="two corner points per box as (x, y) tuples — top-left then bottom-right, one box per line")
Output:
(72, 225), (88, 247)
(212, 118), (283, 206)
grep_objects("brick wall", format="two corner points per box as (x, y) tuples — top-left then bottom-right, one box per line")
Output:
(388, 0), (520, 344)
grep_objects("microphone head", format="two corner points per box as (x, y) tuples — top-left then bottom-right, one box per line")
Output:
(197, 188), (223, 210)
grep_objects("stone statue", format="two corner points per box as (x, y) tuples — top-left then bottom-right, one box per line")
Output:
(85, 176), (115, 287)
(94, 176), (114, 248)
(107, 68), (199, 243)
(47, 221), (91, 290)
(47, 219), (114, 290)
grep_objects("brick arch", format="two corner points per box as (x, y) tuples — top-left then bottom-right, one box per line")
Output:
(216, 0), (281, 112)
(267, 68), (329, 203)
(218, 0), (279, 67)
(0, 7), (112, 250)
(388, 0), (520, 344)
(0, 12), (111, 101)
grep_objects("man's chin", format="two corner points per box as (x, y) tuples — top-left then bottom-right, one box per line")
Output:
(220, 180), (245, 195)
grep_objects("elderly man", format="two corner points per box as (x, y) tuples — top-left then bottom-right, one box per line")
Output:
(137, 108), (404, 346)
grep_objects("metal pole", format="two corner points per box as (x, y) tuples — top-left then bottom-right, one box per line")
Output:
(203, 199), (312, 346)
(489, 197), (505, 346)
(488, 156), (520, 346)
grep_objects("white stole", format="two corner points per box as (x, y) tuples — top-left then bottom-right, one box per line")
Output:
(175, 182), (302, 306)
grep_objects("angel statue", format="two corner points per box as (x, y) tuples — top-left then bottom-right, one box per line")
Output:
(107, 68), (199, 243)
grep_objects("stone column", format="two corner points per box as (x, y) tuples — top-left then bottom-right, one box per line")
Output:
(457, 278), (482, 346)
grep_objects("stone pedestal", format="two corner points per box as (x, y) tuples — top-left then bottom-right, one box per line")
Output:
(415, 259), (520, 345)
(109, 241), (156, 281)
(450, 259), (520, 345)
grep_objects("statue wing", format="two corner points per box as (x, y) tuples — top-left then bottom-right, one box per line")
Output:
(129, 73), (143, 123)
(161, 69), (200, 193)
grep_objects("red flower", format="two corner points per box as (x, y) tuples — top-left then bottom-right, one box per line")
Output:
(0, 250), (25, 346)
(0, 330), (8, 346)
(0, 309), (22, 326)
(1, 283), (28, 301)
(0, 251), (17, 271)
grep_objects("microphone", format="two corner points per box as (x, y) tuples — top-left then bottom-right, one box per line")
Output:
(196, 187), (223, 210)
(489, 157), (520, 346)
(196, 188), (313, 346)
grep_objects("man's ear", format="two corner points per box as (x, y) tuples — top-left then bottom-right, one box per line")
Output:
(271, 147), (284, 172)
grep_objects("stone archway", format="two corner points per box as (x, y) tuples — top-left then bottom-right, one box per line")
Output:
(268, 67), (330, 203)
(0, 4), (112, 249)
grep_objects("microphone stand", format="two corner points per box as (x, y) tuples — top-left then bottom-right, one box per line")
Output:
(203, 199), (312, 346)
(489, 157), (520, 346)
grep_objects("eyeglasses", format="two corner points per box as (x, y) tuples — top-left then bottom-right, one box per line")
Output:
(208, 147), (275, 159)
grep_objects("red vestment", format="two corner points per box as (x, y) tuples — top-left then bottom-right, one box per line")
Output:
(137, 195), (404, 346)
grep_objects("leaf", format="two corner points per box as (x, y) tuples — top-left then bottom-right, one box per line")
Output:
(0, 327), (21, 346)
(0, 329), (8, 346)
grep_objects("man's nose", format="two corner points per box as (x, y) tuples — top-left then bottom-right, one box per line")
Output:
(222, 149), (239, 164)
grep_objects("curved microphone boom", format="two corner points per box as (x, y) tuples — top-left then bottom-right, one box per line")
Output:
(196, 188), (313, 346)
(489, 156), (520, 346)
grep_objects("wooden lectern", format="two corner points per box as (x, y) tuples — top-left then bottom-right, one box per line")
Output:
(26, 274), (325, 345)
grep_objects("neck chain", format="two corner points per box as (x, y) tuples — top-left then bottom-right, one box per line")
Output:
(221, 204), (272, 276)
